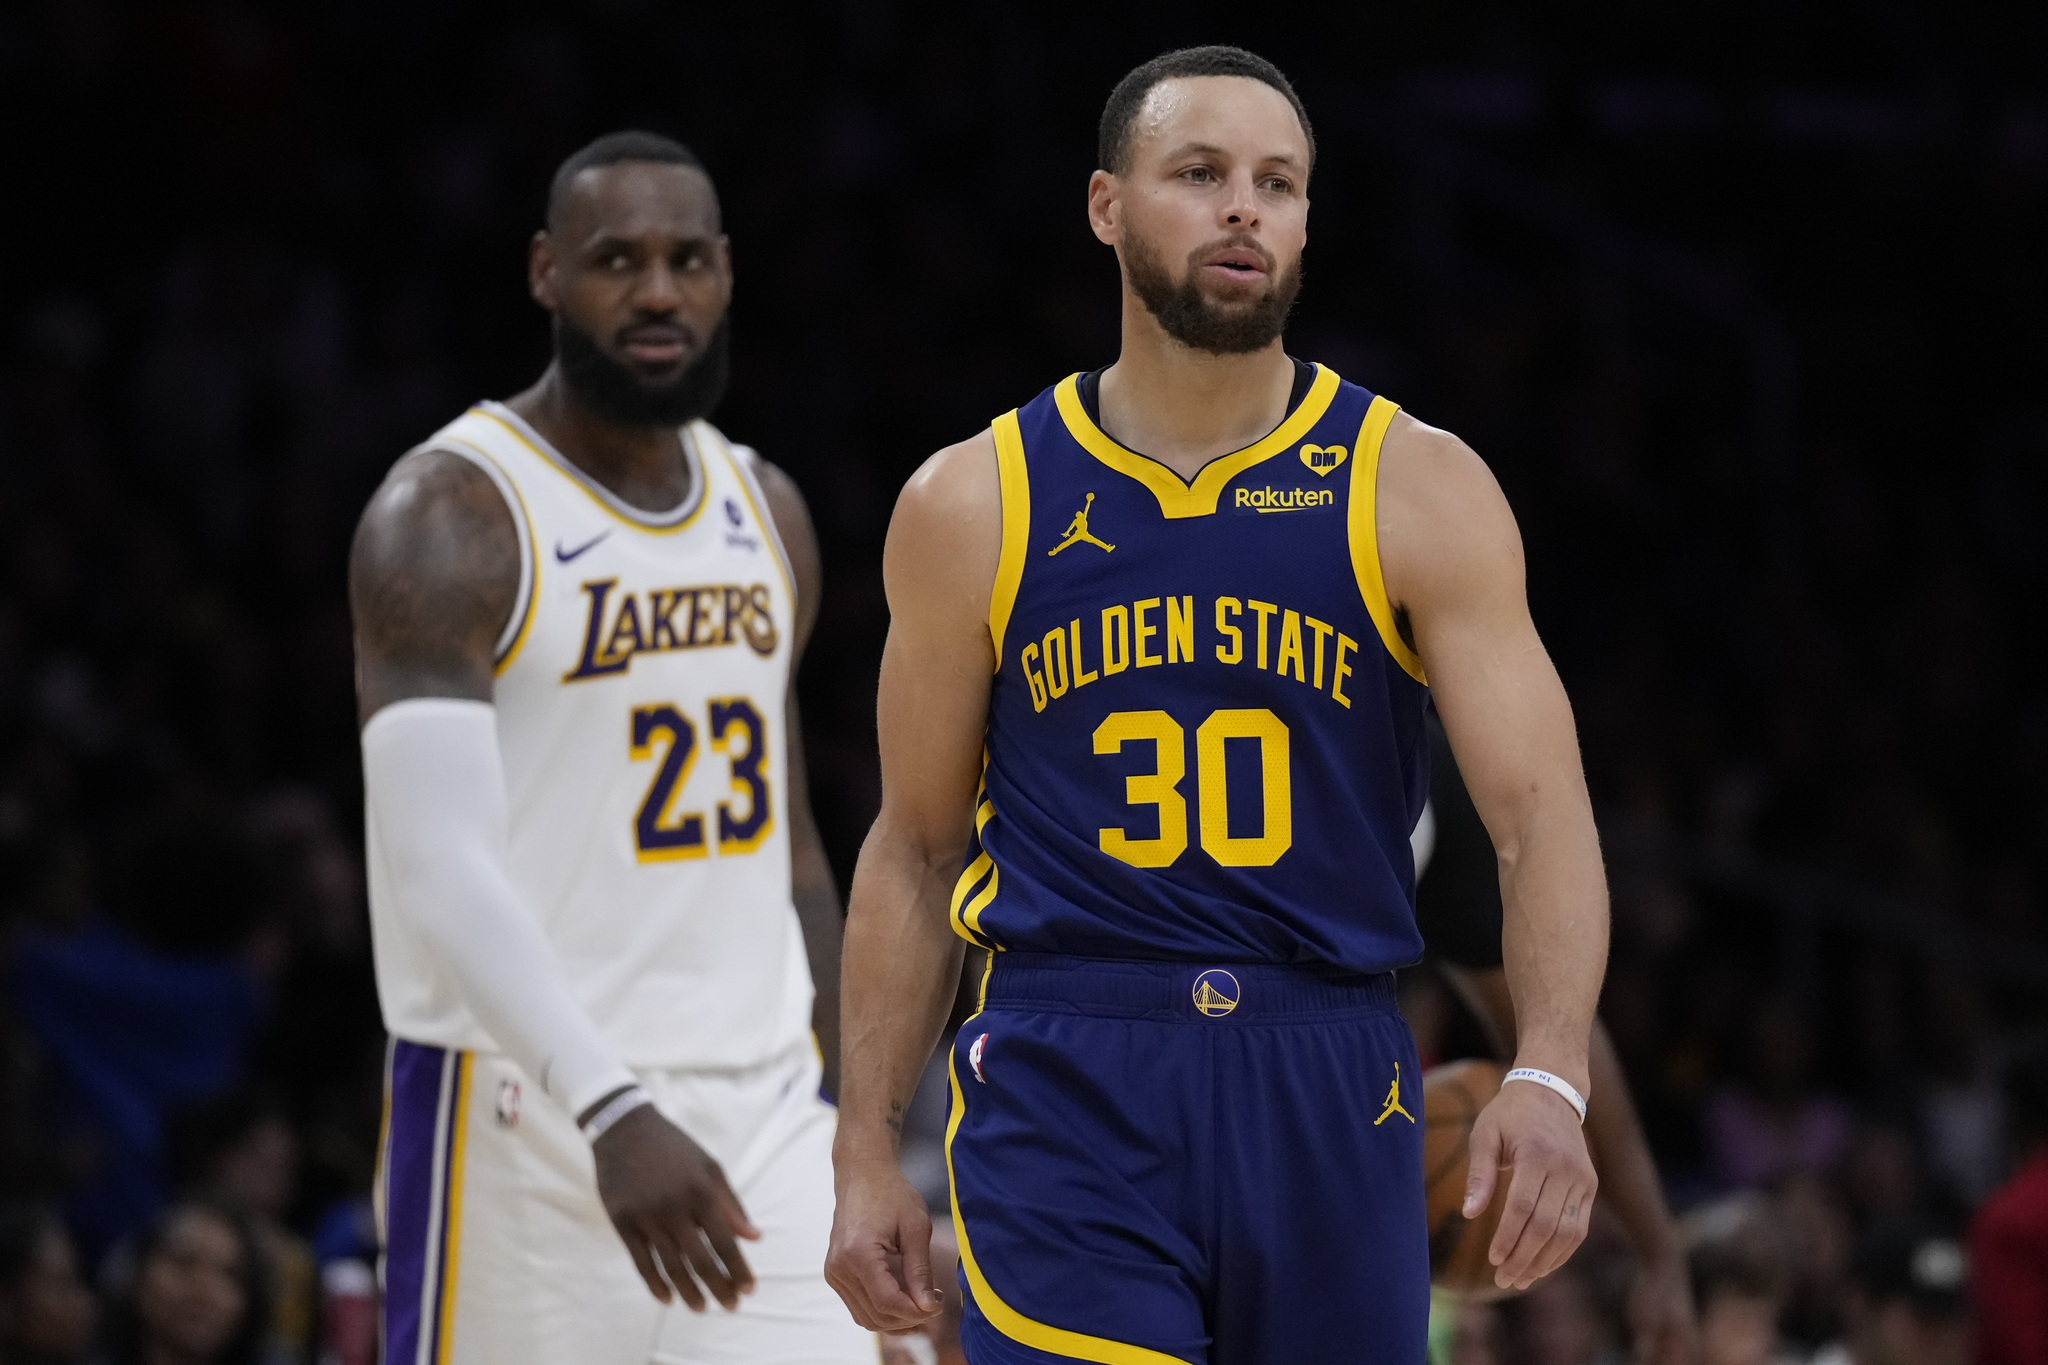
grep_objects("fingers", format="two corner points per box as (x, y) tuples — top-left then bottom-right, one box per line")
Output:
(713, 1182), (763, 1242)
(699, 1212), (756, 1303)
(619, 1225), (673, 1305)
(898, 1218), (947, 1317)
(675, 1223), (744, 1312)
(1489, 1166), (1594, 1290)
(650, 1226), (709, 1312)
(1462, 1111), (1504, 1219)
(829, 1223), (941, 1332)
(1487, 1163), (1549, 1287)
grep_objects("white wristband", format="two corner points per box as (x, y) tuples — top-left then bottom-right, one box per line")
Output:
(1503, 1068), (1588, 1123)
(579, 1085), (652, 1143)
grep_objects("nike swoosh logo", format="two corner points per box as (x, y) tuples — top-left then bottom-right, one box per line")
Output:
(554, 531), (611, 563)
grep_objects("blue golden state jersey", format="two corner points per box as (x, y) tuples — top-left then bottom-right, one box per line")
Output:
(953, 363), (1432, 974)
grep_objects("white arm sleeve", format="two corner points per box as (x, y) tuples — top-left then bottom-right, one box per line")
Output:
(362, 698), (637, 1121)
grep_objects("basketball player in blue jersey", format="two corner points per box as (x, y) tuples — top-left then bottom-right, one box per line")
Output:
(350, 133), (872, 1363)
(826, 48), (1611, 1364)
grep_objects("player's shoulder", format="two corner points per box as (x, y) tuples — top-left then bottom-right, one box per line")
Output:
(1379, 412), (1517, 545)
(898, 427), (1000, 524)
(1375, 410), (1523, 612)
(883, 429), (1002, 614)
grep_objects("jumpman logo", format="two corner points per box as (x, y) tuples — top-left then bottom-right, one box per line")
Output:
(1048, 493), (1115, 555)
(1374, 1063), (1415, 1126)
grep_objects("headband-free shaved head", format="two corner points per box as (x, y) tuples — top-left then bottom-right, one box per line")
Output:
(546, 129), (707, 230)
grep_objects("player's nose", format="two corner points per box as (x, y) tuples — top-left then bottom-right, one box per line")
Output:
(1220, 171), (1261, 229)
(631, 259), (685, 311)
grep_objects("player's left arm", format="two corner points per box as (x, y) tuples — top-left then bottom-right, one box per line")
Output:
(747, 453), (845, 1103)
(1379, 413), (1609, 1293)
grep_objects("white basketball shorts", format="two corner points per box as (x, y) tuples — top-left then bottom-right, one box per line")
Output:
(375, 1038), (875, 1364)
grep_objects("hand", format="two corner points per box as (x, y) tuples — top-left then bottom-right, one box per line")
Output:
(825, 1159), (946, 1332)
(1463, 1077), (1598, 1291)
(1627, 1250), (1701, 1365)
(588, 1100), (761, 1310)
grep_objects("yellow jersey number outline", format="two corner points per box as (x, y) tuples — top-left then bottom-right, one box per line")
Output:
(1093, 707), (1293, 869)
(630, 697), (774, 863)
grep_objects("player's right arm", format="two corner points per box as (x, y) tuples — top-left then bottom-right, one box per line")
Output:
(824, 431), (1000, 1333)
(350, 449), (759, 1312)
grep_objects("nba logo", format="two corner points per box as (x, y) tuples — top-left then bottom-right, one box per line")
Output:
(968, 1032), (990, 1083)
(725, 497), (744, 527)
(496, 1078), (522, 1129)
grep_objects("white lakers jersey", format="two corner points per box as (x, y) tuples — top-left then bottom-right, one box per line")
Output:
(366, 401), (811, 1072)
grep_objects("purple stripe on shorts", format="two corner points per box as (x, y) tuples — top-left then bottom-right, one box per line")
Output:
(381, 1040), (450, 1365)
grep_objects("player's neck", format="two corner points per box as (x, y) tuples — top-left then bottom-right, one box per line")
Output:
(506, 366), (694, 513)
(1097, 305), (1296, 481)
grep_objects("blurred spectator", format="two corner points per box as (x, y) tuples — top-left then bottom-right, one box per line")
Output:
(1773, 1175), (1855, 1350)
(1682, 1195), (1798, 1365)
(172, 1095), (313, 1365)
(1706, 996), (1852, 1191)
(1810, 1217), (1971, 1365)
(8, 819), (267, 1259)
(1505, 1263), (1622, 1365)
(0, 1205), (95, 1365)
(101, 1198), (269, 1365)
(1971, 1033), (2048, 1365)
(1920, 972), (2006, 1208)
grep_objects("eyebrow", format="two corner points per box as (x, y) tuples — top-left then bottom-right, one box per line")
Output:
(1161, 141), (1306, 169)
(581, 231), (719, 254)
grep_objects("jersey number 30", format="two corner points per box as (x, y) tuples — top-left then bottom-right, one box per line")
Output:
(1094, 708), (1291, 868)
(629, 699), (772, 862)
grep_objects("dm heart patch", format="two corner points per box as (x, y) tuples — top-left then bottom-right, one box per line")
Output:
(1300, 443), (1349, 476)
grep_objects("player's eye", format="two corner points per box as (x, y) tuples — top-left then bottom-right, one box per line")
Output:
(1182, 166), (1215, 183)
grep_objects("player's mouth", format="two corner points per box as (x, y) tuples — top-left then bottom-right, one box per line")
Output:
(1196, 245), (1272, 286)
(617, 323), (694, 366)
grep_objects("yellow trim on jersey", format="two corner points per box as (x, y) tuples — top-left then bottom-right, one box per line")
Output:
(473, 407), (712, 535)
(945, 1053), (1188, 1365)
(435, 1052), (473, 1365)
(988, 412), (1032, 672)
(442, 438), (542, 676)
(372, 1044), (394, 1253)
(1052, 364), (1341, 520)
(949, 795), (1001, 941)
(711, 434), (798, 609)
(1345, 396), (1427, 685)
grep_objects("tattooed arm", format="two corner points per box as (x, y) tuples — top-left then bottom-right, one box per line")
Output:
(824, 431), (996, 1332)
(350, 450), (760, 1312)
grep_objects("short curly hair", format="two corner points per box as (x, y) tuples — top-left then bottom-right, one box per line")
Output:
(1097, 46), (1315, 175)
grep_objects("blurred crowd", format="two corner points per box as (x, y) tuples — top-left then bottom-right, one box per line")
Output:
(1, 2), (2044, 1363)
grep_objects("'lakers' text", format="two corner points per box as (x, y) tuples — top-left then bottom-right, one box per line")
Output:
(565, 578), (778, 681)
(1020, 595), (1365, 713)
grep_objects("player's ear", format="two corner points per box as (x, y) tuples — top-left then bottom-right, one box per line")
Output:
(529, 230), (559, 311)
(1087, 170), (1121, 246)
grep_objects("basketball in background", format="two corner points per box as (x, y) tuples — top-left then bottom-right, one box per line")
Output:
(1423, 1058), (1519, 1298)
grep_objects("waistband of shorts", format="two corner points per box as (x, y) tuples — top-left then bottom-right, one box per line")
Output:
(979, 952), (1398, 1023)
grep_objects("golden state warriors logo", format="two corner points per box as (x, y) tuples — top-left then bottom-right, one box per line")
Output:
(1192, 969), (1241, 1017)
(1049, 493), (1115, 555)
(1299, 442), (1348, 476)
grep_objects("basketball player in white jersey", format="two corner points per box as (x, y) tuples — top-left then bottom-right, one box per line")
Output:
(349, 131), (873, 1365)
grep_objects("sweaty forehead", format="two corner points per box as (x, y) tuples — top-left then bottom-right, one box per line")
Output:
(552, 161), (721, 243)
(1130, 75), (1309, 167)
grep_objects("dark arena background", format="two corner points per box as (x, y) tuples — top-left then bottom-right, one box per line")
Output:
(2, 4), (2046, 1363)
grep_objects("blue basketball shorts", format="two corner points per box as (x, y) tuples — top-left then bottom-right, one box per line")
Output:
(943, 953), (1428, 1365)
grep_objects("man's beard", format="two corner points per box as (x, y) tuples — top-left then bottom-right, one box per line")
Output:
(1125, 231), (1302, 355)
(553, 311), (731, 426)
